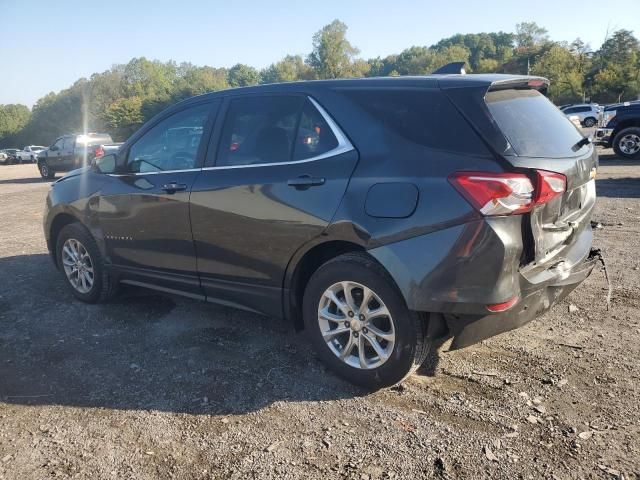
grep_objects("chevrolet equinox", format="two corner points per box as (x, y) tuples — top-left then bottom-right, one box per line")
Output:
(44, 74), (598, 388)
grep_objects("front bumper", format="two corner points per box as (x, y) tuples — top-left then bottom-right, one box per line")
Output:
(595, 128), (613, 146)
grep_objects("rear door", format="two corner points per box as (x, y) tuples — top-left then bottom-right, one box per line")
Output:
(96, 100), (218, 296)
(189, 94), (358, 316)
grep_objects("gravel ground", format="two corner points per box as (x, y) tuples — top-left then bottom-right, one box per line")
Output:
(0, 150), (639, 480)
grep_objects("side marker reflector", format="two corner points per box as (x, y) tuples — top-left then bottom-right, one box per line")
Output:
(486, 296), (519, 313)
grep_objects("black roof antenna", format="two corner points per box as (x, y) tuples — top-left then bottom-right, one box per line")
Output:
(432, 62), (466, 75)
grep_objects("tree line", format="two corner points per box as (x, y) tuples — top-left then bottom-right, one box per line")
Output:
(1, 20), (639, 148)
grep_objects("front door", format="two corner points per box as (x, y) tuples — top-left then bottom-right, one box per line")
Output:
(61, 136), (76, 170)
(48, 137), (65, 170)
(97, 101), (218, 297)
(190, 95), (358, 316)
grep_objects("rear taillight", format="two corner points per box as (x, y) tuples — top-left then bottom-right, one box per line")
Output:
(449, 170), (566, 216)
(534, 170), (566, 204)
(449, 172), (534, 215)
(94, 146), (105, 159)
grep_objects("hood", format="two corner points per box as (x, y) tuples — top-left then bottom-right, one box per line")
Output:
(53, 166), (91, 184)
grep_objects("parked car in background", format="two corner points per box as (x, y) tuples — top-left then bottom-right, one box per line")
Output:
(596, 102), (640, 159)
(44, 74), (599, 388)
(0, 149), (21, 164)
(16, 145), (46, 163)
(561, 104), (601, 127)
(37, 133), (114, 179)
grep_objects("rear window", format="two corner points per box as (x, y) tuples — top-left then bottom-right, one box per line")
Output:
(486, 89), (585, 158)
(341, 89), (486, 154)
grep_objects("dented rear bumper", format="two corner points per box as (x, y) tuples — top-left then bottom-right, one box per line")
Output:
(368, 212), (597, 350)
(446, 249), (597, 349)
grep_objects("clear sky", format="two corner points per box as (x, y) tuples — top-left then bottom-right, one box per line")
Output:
(1, 0), (637, 107)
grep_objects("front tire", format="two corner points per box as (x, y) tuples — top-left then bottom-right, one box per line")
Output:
(613, 127), (640, 159)
(56, 223), (118, 303)
(303, 252), (431, 389)
(583, 117), (597, 128)
(39, 162), (55, 179)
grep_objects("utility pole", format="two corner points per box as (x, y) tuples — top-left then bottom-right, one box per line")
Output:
(527, 56), (530, 75)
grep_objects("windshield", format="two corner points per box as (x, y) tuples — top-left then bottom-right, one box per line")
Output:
(486, 89), (586, 158)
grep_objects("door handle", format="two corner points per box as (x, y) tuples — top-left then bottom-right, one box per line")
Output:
(161, 182), (188, 194)
(287, 175), (325, 190)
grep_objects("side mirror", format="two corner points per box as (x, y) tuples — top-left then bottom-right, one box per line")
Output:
(94, 154), (116, 174)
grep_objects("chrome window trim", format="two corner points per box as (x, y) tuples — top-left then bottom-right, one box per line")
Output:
(108, 168), (202, 177)
(109, 96), (354, 176)
(202, 95), (354, 171)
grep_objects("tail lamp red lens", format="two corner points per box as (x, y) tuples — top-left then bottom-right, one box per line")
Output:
(486, 296), (519, 312)
(449, 170), (566, 216)
(534, 170), (566, 204)
(94, 146), (105, 159)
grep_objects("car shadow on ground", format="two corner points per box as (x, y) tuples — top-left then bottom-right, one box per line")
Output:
(0, 176), (47, 185)
(0, 253), (438, 415)
(597, 152), (640, 166)
(595, 177), (640, 198)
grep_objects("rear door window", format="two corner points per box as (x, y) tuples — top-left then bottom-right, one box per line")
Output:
(293, 100), (339, 161)
(215, 96), (341, 167)
(340, 89), (487, 154)
(485, 89), (586, 158)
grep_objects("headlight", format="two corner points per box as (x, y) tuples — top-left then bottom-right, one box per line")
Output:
(604, 110), (617, 124)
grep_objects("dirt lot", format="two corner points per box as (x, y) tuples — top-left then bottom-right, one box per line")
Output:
(0, 152), (639, 480)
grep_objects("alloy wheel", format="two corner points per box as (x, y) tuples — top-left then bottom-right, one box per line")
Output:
(317, 281), (395, 369)
(620, 134), (640, 155)
(61, 238), (94, 294)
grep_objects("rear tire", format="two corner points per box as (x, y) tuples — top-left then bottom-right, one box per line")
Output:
(39, 162), (55, 179)
(613, 127), (640, 159)
(583, 117), (596, 128)
(55, 223), (118, 303)
(303, 252), (431, 389)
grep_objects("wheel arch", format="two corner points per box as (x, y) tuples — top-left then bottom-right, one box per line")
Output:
(284, 239), (370, 330)
(612, 119), (640, 139)
(48, 213), (82, 267)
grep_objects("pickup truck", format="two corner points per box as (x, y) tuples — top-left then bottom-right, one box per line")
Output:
(596, 103), (640, 159)
(16, 145), (46, 163)
(37, 133), (120, 179)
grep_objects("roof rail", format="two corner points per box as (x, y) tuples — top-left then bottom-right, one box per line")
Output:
(432, 62), (466, 75)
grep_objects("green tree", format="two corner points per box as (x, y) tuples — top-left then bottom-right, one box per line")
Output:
(531, 42), (589, 103)
(175, 64), (229, 98)
(228, 63), (260, 87)
(589, 30), (640, 102)
(393, 46), (434, 75)
(307, 20), (360, 78)
(260, 55), (314, 83)
(104, 96), (144, 139)
(0, 104), (30, 141)
(515, 22), (549, 51)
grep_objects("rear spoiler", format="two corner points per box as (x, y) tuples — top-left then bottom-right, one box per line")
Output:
(488, 77), (549, 96)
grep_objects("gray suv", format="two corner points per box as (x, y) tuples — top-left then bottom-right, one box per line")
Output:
(43, 74), (598, 388)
